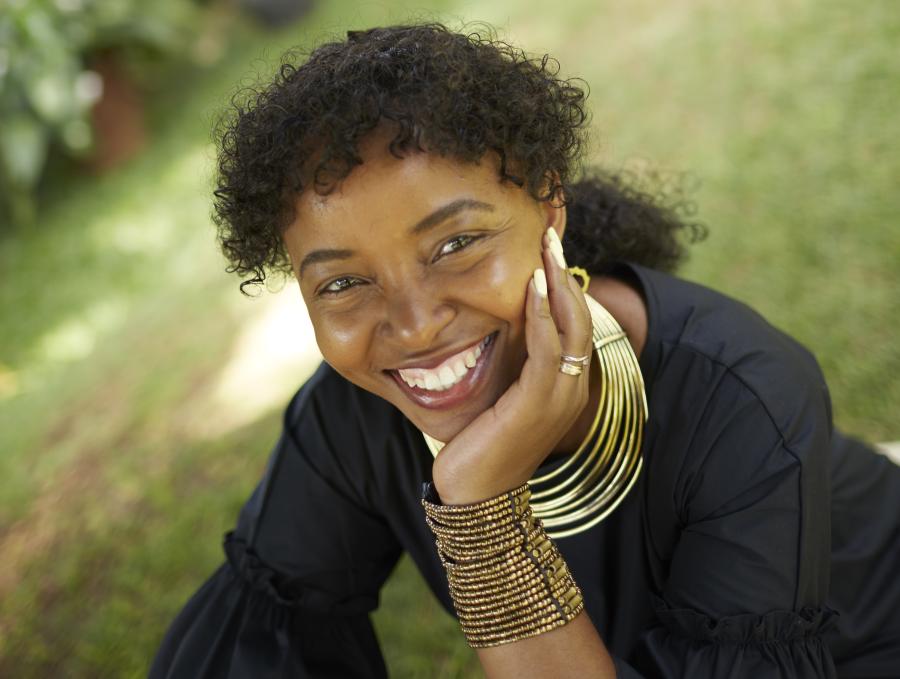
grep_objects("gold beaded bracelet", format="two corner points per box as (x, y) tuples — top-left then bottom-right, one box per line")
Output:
(421, 481), (585, 648)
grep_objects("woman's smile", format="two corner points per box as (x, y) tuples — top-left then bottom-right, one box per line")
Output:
(386, 331), (498, 410)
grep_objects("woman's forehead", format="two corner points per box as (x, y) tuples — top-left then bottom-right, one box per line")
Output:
(292, 147), (510, 235)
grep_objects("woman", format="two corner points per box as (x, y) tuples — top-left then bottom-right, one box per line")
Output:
(149, 24), (900, 678)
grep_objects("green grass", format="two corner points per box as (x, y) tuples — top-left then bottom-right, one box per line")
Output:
(0, 0), (897, 676)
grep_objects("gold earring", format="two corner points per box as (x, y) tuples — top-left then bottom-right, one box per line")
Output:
(567, 265), (591, 293)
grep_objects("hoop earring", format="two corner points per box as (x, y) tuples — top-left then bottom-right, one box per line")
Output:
(567, 265), (591, 293)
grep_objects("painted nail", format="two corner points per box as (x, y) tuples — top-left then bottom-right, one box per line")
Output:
(533, 268), (548, 297)
(546, 227), (567, 269)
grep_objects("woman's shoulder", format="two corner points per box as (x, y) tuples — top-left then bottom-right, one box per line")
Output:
(232, 362), (421, 566)
(630, 265), (827, 402)
(632, 264), (816, 363)
(281, 361), (427, 489)
(627, 265), (832, 464)
(286, 361), (409, 435)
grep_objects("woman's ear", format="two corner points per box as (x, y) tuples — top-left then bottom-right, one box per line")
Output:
(540, 171), (567, 243)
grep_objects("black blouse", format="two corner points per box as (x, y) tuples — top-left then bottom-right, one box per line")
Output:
(149, 262), (900, 678)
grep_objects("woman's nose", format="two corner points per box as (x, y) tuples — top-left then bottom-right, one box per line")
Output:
(380, 286), (455, 350)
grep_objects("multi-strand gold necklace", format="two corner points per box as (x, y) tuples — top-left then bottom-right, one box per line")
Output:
(421, 268), (648, 539)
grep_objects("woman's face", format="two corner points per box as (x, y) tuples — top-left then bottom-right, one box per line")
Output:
(283, 132), (565, 442)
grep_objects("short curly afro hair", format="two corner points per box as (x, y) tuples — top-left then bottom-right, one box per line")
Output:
(214, 22), (703, 294)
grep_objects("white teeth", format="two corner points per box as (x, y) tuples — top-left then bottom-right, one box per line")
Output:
(451, 358), (468, 378)
(397, 334), (492, 392)
(438, 365), (457, 388)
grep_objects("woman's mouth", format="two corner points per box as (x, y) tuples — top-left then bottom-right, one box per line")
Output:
(387, 332), (498, 410)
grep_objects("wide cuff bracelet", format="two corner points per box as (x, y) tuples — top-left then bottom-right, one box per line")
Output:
(421, 481), (584, 648)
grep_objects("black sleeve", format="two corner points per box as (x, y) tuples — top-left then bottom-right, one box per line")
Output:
(149, 367), (404, 679)
(628, 370), (838, 678)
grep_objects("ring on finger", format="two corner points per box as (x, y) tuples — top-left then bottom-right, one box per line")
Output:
(558, 361), (584, 376)
(558, 353), (590, 377)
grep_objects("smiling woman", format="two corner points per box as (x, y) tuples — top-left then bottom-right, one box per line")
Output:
(150, 23), (900, 679)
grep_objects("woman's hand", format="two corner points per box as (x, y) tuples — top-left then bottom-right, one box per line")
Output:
(431, 227), (595, 504)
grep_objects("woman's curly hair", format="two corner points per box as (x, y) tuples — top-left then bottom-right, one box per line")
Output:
(214, 22), (705, 295)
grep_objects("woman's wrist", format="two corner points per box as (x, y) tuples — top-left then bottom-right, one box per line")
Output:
(429, 462), (536, 506)
(421, 481), (584, 648)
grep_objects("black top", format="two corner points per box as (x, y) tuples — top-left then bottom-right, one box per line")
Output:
(149, 262), (900, 678)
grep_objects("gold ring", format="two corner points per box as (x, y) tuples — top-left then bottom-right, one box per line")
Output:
(560, 353), (590, 367)
(558, 361), (584, 376)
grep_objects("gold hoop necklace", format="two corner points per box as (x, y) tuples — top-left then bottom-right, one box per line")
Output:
(421, 267), (648, 539)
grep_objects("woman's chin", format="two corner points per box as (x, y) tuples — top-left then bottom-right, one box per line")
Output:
(410, 411), (474, 444)
(400, 377), (507, 443)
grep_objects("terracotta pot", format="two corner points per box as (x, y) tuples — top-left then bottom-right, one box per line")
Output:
(86, 50), (147, 173)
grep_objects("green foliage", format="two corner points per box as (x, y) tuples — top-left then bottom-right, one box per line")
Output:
(0, 0), (196, 226)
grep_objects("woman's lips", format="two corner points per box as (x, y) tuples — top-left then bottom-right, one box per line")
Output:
(388, 332), (497, 410)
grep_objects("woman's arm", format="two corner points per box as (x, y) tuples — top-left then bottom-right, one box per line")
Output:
(150, 367), (404, 679)
(477, 614), (616, 679)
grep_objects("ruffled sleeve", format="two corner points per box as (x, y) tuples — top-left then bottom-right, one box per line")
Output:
(619, 596), (838, 678)
(623, 365), (839, 678)
(149, 365), (403, 678)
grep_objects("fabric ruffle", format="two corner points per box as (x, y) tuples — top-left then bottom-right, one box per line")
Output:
(149, 538), (388, 679)
(651, 593), (839, 644)
(223, 531), (380, 617)
(223, 530), (307, 608)
(621, 595), (841, 678)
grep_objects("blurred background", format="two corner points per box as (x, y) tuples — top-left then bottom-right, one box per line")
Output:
(0, 0), (897, 676)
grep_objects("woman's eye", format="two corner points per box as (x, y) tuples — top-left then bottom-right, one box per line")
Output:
(320, 277), (361, 295)
(436, 234), (479, 260)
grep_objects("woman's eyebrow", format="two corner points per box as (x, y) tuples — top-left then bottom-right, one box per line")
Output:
(299, 198), (495, 278)
(407, 198), (494, 237)
(299, 248), (355, 279)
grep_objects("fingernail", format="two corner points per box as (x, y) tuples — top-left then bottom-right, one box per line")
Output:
(546, 227), (567, 269)
(533, 268), (547, 297)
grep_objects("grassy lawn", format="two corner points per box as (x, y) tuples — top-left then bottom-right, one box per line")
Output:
(0, 0), (897, 676)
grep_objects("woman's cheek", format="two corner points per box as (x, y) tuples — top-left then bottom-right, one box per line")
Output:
(312, 315), (366, 371)
(479, 255), (533, 321)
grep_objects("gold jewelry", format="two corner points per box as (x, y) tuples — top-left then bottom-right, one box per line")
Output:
(421, 267), (648, 539)
(559, 352), (590, 376)
(558, 361), (584, 376)
(567, 265), (591, 293)
(421, 481), (584, 647)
